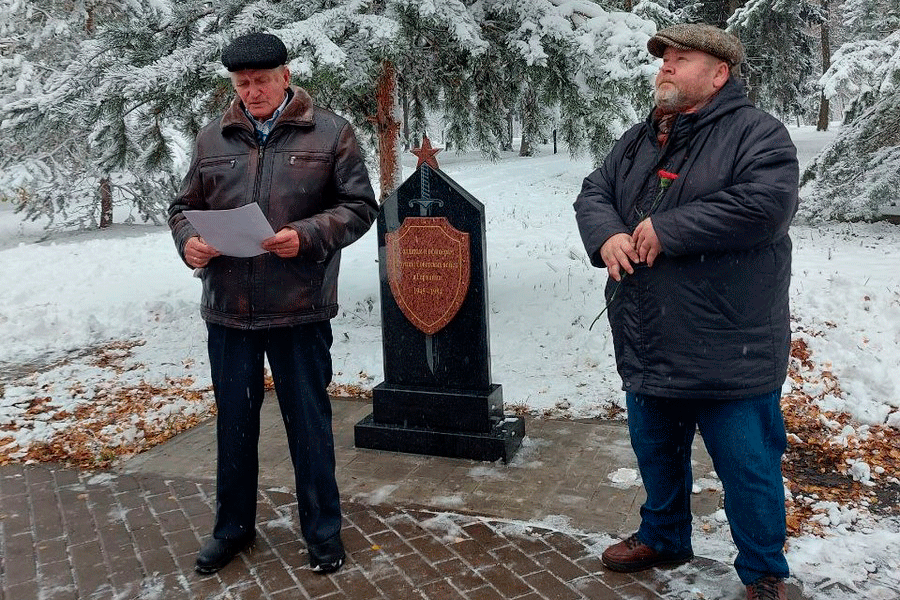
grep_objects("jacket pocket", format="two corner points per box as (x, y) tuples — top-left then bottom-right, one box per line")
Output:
(200, 157), (237, 169)
(199, 155), (248, 207)
(268, 150), (334, 217)
(284, 151), (333, 166)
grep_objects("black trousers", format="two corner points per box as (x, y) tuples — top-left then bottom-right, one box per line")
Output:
(206, 321), (341, 547)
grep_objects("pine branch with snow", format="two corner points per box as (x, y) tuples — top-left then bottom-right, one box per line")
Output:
(799, 26), (900, 222)
(1, 0), (661, 225)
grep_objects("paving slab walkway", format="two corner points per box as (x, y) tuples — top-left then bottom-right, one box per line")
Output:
(0, 396), (813, 599)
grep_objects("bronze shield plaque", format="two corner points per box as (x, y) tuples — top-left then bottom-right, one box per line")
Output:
(386, 217), (471, 335)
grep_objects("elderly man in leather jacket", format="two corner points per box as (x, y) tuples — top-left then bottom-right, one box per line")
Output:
(168, 32), (377, 576)
(574, 24), (798, 600)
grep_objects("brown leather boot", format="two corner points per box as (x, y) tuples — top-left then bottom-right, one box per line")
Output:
(746, 576), (787, 600)
(601, 534), (693, 573)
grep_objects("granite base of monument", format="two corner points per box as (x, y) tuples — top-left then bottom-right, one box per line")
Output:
(372, 382), (503, 432)
(354, 413), (525, 463)
(355, 382), (524, 462)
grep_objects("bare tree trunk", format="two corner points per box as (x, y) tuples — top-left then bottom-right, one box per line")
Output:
(371, 61), (402, 200)
(501, 112), (513, 152)
(99, 177), (113, 228)
(817, 94), (830, 131)
(84, 3), (96, 35)
(519, 136), (532, 157)
(519, 86), (536, 157)
(816, 0), (831, 131)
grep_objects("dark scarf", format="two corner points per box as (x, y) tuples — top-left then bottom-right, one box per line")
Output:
(653, 109), (678, 147)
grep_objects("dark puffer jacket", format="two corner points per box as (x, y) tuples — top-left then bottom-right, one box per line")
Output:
(574, 78), (798, 399)
(169, 86), (378, 329)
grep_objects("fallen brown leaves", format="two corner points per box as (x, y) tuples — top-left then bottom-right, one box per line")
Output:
(1, 341), (376, 470)
(12, 379), (213, 469)
(782, 337), (900, 536)
(265, 371), (373, 398)
(0, 340), (214, 469)
(328, 383), (373, 399)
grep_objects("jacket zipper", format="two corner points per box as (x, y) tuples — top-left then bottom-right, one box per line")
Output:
(249, 138), (266, 326)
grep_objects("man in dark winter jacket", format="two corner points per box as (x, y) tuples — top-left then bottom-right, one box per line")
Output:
(574, 24), (798, 600)
(168, 32), (377, 576)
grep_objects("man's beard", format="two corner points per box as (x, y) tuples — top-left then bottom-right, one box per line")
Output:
(654, 85), (689, 113)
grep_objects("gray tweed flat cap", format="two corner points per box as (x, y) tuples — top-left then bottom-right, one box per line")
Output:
(222, 32), (287, 72)
(647, 23), (744, 66)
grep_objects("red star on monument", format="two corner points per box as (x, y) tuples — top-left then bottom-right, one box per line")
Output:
(411, 135), (442, 170)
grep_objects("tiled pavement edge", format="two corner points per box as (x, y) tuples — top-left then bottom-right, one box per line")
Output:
(120, 397), (712, 536)
(0, 396), (814, 600)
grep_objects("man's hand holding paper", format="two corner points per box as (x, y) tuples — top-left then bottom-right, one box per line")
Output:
(261, 228), (301, 258)
(184, 236), (221, 268)
(183, 202), (277, 258)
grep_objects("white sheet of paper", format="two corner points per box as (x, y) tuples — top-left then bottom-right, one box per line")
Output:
(183, 203), (276, 258)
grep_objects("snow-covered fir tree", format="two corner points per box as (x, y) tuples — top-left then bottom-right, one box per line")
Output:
(523, 0), (658, 161)
(0, 0), (398, 225)
(841, 0), (900, 39)
(0, 0), (135, 99)
(0, 0), (176, 228)
(727, 0), (821, 121)
(673, 0), (731, 28)
(798, 0), (900, 221)
(1, 0), (658, 227)
(632, 0), (679, 31)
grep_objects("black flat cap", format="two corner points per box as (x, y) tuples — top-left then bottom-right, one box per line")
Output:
(648, 23), (744, 66)
(222, 32), (288, 72)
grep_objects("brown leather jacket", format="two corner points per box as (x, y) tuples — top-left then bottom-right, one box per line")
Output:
(168, 86), (378, 329)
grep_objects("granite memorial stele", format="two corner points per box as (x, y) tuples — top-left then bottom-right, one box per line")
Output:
(354, 139), (525, 462)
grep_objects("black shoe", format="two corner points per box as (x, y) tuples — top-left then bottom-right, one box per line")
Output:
(308, 534), (345, 574)
(195, 533), (255, 575)
(311, 555), (344, 574)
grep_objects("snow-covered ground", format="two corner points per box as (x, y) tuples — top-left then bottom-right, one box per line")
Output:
(1, 125), (899, 599)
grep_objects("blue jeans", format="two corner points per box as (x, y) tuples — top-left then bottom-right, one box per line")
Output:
(626, 390), (789, 585)
(206, 321), (341, 548)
